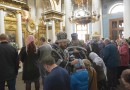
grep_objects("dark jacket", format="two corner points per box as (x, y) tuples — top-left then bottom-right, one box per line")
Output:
(44, 66), (70, 90)
(19, 47), (40, 81)
(0, 42), (18, 81)
(103, 43), (119, 68)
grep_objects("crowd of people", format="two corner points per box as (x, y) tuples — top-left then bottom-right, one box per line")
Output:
(0, 32), (130, 90)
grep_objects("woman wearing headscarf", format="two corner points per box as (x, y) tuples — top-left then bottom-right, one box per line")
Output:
(83, 59), (98, 90)
(89, 52), (107, 90)
(118, 39), (129, 79)
(19, 35), (40, 90)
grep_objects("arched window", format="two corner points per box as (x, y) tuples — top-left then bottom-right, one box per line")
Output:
(109, 3), (123, 14)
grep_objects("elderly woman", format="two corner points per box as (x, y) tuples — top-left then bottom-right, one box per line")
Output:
(89, 52), (107, 90)
(118, 39), (129, 78)
(83, 59), (98, 90)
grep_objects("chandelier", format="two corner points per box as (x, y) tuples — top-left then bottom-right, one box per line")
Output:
(69, 0), (100, 24)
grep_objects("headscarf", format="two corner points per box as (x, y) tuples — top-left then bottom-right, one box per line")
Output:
(26, 35), (35, 46)
(89, 52), (103, 66)
(26, 35), (36, 53)
(89, 52), (107, 78)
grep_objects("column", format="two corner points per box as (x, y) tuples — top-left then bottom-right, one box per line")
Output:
(0, 6), (6, 34)
(92, 0), (102, 36)
(16, 11), (23, 49)
(123, 0), (130, 38)
(46, 22), (49, 40)
(64, 0), (73, 40)
(52, 20), (56, 42)
(60, 21), (63, 32)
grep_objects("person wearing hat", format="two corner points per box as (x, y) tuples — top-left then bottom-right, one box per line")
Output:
(68, 33), (85, 47)
(52, 32), (78, 71)
(70, 59), (89, 90)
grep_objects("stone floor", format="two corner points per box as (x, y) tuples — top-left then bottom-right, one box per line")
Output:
(4, 72), (128, 90)
(5, 72), (43, 90)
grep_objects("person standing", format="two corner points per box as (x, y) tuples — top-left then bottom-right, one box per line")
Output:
(19, 35), (40, 90)
(118, 39), (129, 78)
(41, 55), (70, 90)
(103, 38), (119, 89)
(83, 59), (98, 90)
(70, 59), (88, 90)
(0, 34), (19, 90)
(38, 37), (52, 83)
(89, 52), (107, 90)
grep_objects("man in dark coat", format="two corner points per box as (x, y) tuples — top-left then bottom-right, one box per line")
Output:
(103, 38), (119, 89)
(0, 34), (19, 90)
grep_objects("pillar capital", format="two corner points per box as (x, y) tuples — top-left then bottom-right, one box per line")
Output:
(16, 10), (23, 14)
(0, 6), (6, 11)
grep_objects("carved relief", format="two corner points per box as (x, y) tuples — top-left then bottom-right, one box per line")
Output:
(42, 0), (52, 11)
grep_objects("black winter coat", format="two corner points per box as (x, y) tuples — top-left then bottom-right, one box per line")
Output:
(19, 47), (40, 81)
(0, 42), (18, 81)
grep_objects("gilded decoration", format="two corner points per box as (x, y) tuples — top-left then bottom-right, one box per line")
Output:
(5, 12), (17, 31)
(0, 6), (6, 10)
(44, 10), (64, 22)
(0, 0), (29, 11)
(37, 18), (46, 45)
(27, 19), (37, 34)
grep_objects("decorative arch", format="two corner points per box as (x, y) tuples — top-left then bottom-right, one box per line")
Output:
(108, 3), (123, 14)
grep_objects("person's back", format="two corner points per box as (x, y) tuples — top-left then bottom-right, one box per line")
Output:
(0, 41), (18, 81)
(103, 39), (119, 89)
(39, 43), (52, 61)
(0, 34), (18, 90)
(103, 43), (119, 68)
(70, 59), (88, 90)
(83, 59), (98, 90)
(70, 69), (88, 90)
(44, 66), (70, 90)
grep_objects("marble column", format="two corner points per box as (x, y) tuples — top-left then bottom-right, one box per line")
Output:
(92, 0), (102, 36)
(16, 11), (23, 49)
(0, 6), (5, 34)
(51, 20), (56, 42)
(123, 0), (130, 38)
(64, 0), (72, 40)
(46, 22), (49, 40)
(60, 21), (63, 32)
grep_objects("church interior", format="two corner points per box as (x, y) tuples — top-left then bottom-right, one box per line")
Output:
(0, 0), (128, 49)
(1, 0), (130, 90)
